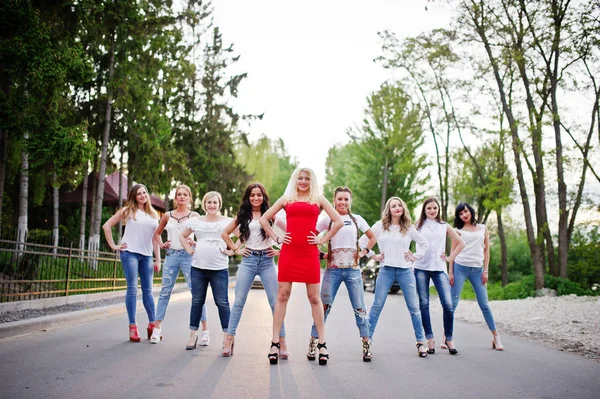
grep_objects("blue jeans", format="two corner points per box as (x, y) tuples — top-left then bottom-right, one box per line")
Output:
(120, 251), (155, 325)
(414, 269), (454, 341)
(451, 263), (497, 331)
(368, 266), (425, 342)
(190, 267), (230, 332)
(227, 251), (285, 337)
(310, 268), (369, 338)
(156, 249), (206, 323)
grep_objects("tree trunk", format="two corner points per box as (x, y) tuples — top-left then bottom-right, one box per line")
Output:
(90, 32), (116, 258)
(469, 4), (545, 289)
(0, 128), (7, 225)
(79, 170), (88, 259)
(497, 210), (508, 287)
(380, 156), (389, 215)
(52, 173), (59, 256)
(17, 132), (29, 255)
(118, 144), (124, 243)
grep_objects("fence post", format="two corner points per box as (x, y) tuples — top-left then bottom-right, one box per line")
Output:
(112, 253), (118, 291)
(65, 243), (73, 296)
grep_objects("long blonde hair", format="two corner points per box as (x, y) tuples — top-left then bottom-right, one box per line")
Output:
(201, 191), (222, 214)
(121, 183), (159, 222)
(172, 184), (193, 210)
(287, 167), (321, 204)
(381, 196), (411, 233)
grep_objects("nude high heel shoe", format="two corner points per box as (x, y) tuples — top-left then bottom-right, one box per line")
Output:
(492, 335), (504, 351)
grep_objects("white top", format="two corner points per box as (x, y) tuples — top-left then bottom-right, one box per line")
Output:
(454, 224), (486, 267)
(122, 210), (159, 256)
(365, 221), (429, 268)
(164, 212), (194, 251)
(187, 217), (232, 270)
(413, 219), (447, 272)
(244, 219), (273, 250)
(317, 214), (370, 250)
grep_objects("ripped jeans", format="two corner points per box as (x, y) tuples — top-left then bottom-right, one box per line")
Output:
(368, 266), (425, 342)
(156, 249), (207, 322)
(310, 267), (370, 338)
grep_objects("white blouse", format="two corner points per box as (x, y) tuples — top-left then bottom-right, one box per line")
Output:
(413, 219), (448, 272)
(454, 224), (486, 267)
(122, 210), (158, 256)
(164, 212), (194, 251)
(316, 214), (370, 250)
(244, 219), (273, 250)
(367, 221), (429, 268)
(187, 217), (232, 270)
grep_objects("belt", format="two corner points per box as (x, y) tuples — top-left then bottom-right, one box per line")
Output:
(247, 248), (270, 256)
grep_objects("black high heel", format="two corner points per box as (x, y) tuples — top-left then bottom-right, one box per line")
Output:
(445, 340), (458, 355)
(317, 342), (329, 365)
(268, 341), (280, 365)
(416, 342), (428, 358)
(427, 339), (435, 354)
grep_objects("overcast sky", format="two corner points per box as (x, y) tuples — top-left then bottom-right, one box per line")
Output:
(212, 0), (453, 184)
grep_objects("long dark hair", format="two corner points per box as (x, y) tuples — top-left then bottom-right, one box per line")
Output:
(454, 202), (477, 229)
(416, 197), (443, 230)
(237, 183), (270, 243)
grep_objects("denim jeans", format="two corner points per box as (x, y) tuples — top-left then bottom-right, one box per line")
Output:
(227, 251), (285, 337)
(120, 251), (155, 325)
(414, 269), (454, 341)
(310, 268), (369, 338)
(156, 249), (206, 322)
(451, 263), (497, 331)
(368, 266), (425, 342)
(190, 267), (230, 331)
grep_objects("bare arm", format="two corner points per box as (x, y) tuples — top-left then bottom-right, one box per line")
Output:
(483, 225), (490, 284)
(102, 210), (126, 251)
(445, 224), (465, 264)
(221, 217), (244, 255)
(153, 238), (161, 272)
(448, 229), (460, 286)
(359, 229), (377, 257)
(260, 197), (287, 244)
(153, 213), (170, 248)
(179, 227), (195, 255)
(308, 196), (343, 244)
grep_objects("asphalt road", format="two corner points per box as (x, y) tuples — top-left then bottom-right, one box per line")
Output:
(0, 284), (598, 399)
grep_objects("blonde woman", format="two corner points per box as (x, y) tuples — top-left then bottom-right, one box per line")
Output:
(151, 185), (209, 345)
(180, 192), (232, 351)
(366, 197), (430, 358)
(103, 184), (161, 342)
(259, 168), (343, 365)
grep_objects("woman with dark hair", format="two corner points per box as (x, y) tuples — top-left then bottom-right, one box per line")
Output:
(414, 197), (464, 354)
(103, 183), (161, 342)
(220, 183), (287, 357)
(451, 202), (504, 350)
(366, 197), (430, 358)
(307, 186), (377, 362)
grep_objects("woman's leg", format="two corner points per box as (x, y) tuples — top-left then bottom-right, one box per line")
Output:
(208, 268), (231, 333)
(138, 254), (156, 323)
(155, 251), (180, 326)
(120, 251), (139, 325)
(368, 266), (395, 339)
(344, 269), (370, 339)
(467, 268), (497, 332)
(271, 281), (292, 357)
(307, 282), (327, 359)
(180, 256), (208, 332)
(431, 271), (454, 343)
(451, 263), (469, 311)
(396, 268), (425, 343)
(310, 268), (342, 339)
(227, 256), (257, 336)
(414, 269), (433, 340)
(259, 256), (285, 338)
(189, 267), (209, 331)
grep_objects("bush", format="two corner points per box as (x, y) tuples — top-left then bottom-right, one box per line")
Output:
(488, 230), (533, 284)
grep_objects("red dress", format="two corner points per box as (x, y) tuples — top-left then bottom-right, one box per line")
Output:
(277, 201), (321, 283)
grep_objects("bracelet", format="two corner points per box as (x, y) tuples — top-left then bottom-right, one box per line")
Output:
(319, 252), (325, 260)
(276, 236), (281, 244)
(483, 271), (488, 274)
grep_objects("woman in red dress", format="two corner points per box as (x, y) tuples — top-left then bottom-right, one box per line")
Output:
(260, 168), (343, 365)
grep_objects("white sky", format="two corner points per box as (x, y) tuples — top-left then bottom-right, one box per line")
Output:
(212, 0), (453, 184)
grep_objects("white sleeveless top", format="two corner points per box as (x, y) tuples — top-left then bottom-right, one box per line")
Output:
(187, 217), (232, 270)
(244, 220), (273, 250)
(414, 220), (447, 272)
(454, 224), (486, 267)
(122, 210), (159, 256)
(164, 212), (194, 250)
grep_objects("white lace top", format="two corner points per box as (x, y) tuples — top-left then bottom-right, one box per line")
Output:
(244, 219), (273, 250)
(187, 217), (232, 270)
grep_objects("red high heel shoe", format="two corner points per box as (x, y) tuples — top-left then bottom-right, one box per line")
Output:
(147, 323), (156, 340)
(129, 325), (141, 342)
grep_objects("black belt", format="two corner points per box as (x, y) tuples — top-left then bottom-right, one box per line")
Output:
(247, 248), (270, 256)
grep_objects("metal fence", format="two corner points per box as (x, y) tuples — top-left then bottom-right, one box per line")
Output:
(0, 227), (185, 303)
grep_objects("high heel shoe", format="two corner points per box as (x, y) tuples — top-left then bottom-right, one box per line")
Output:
(440, 335), (447, 349)
(147, 323), (155, 340)
(416, 342), (428, 358)
(150, 326), (162, 344)
(492, 335), (504, 351)
(222, 336), (235, 357)
(306, 336), (318, 361)
(279, 337), (289, 360)
(186, 332), (198, 350)
(427, 338), (436, 354)
(268, 341), (280, 365)
(444, 339), (458, 355)
(129, 325), (141, 342)
(317, 342), (329, 365)
(362, 339), (372, 362)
